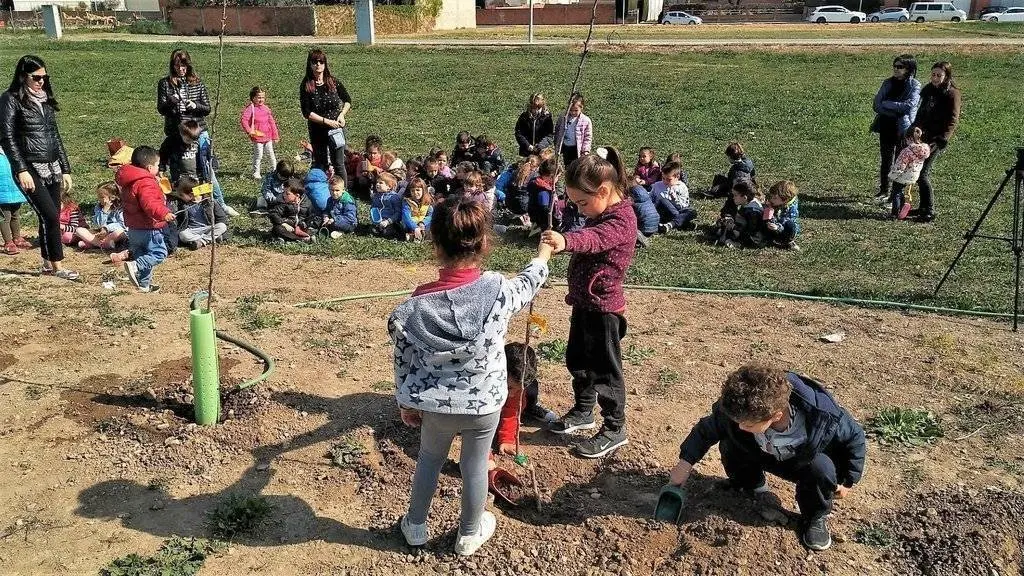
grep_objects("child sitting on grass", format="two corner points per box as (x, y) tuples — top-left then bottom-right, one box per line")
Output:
(391, 195), (551, 556)
(58, 191), (91, 249)
(450, 131), (477, 168)
(116, 146), (176, 293)
(402, 177), (433, 242)
(668, 363), (866, 552)
(713, 179), (761, 249)
(268, 178), (312, 243)
(370, 171), (403, 238)
(473, 134), (505, 178)
(424, 157), (452, 200)
(527, 159), (557, 236)
(253, 159), (294, 213)
(764, 180), (801, 251)
(650, 162), (696, 234)
(176, 176), (229, 249)
(91, 182), (127, 251)
(707, 142), (755, 199)
(494, 342), (558, 457)
(322, 175), (357, 238)
(629, 183), (660, 248)
(633, 147), (661, 189)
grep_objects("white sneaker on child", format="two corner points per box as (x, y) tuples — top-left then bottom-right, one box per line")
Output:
(400, 515), (428, 546)
(223, 205), (241, 217)
(454, 511), (496, 557)
(330, 231), (344, 240)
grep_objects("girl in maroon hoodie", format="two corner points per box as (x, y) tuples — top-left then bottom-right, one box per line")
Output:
(540, 147), (637, 459)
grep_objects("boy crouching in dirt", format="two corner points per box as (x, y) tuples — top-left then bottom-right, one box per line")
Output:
(667, 363), (866, 551)
(493, 342), (558, 460)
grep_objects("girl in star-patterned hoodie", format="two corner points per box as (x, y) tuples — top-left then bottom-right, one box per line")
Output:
(389, 194), (552, 557)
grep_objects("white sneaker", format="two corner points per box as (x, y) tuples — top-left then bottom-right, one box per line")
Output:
(329, 231), (343, 240)
(123, 261), (141, 288)
(223, 205), (241, 217)
(454, 511), (495, 556)
(400, 515), (428, 546)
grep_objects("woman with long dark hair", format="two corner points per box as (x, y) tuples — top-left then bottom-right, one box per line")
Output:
(0, 55), (77, 280)
(870, 54), (921, 205)
(156, 49), (211, 138)
(299, 49), (351, 185)
(909, 61), (961, 223)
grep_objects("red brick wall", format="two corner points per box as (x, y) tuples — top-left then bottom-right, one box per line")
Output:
(169, 5), (314, 36)
(476, 5), (617, 25)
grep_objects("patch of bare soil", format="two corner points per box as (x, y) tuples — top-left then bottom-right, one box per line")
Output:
(0, 247), (1022, 575)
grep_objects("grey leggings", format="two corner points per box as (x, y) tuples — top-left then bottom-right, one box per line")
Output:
(406, 410), (499, 536)
(0, 203), (21, 244)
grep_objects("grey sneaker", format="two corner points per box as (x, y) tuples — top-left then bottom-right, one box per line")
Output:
(525, 403), (558, 425)
(400, 515), (428, 546)
(574, 426), (628, 459)
(549, 411), (596, 435)
(802, 516), (832, 551)
(123, 261), (141, 288)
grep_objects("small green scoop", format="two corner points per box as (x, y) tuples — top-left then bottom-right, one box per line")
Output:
(653, 484), (687, 523)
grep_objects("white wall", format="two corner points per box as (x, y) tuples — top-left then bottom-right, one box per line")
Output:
(13, 0), (159, 11)
(434, 0), (476, 29)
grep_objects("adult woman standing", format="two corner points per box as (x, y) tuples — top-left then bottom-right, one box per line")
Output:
(0, 55), (77, 280)
(870, 54), (921, 204)
(299, 49), (351, 185)
(156, 49), (211, 138)
(514, 93), (554, 157)
(909, 62), (961, 223)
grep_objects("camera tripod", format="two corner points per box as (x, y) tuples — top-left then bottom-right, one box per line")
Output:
(935, 147), (1024, 331)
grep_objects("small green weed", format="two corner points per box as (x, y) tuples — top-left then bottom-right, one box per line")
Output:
(96, 295), (150, 329)
(537, 339), (568, 363)
(649, 367), (680, 397)
(23, 384), (45, 400)
(206, 494), (273, 540)
(234, 294), (282, 332)
(623, 343), (655, 366)
(328, 435), (369, 470)
(371, 380), (392, 392)
(854, 524), (893, 547)
(147, 477), (169, 492)
(102, 536), (225, 576)
(902, 464), (925, 484)
(866, 407), (943, 447)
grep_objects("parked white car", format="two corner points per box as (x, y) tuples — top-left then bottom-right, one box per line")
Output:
(981, 6), (1024, 20)
(662, 10), (703, 24)
(908, 2), (967, 21)
(807, 5), (868, 23)
(867, 6), (910, 21)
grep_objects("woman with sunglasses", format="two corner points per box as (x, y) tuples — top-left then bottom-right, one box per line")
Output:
(299, 49), (351, 186)
(0, 55), (77, 280)
(870, 54), (921, 205)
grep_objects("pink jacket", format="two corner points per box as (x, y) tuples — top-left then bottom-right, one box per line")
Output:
(555, 112), (593, 154)
(240, 103), (280, 143)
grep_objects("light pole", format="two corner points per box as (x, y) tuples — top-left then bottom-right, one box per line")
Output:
(529, 0), (534, 44)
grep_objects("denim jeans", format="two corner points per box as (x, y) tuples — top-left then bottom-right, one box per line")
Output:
(127, 229), (168, 288)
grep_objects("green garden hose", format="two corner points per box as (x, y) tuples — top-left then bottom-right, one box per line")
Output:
(190, 291), (275, 392)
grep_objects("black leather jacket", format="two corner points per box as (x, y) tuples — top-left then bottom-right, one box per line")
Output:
(0, 90), (71, 176)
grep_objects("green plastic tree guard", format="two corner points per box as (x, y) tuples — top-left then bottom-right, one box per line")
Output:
(189, 308), (220, 425)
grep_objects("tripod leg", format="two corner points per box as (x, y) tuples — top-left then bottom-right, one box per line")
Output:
(1014, 170), (1022, 331)
(935, 169), (1015, 297)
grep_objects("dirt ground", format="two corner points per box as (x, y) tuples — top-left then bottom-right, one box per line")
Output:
(0, 246), (1022, 575)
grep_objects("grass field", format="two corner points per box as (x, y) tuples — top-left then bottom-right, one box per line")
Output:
(0, 37), (1022, 312)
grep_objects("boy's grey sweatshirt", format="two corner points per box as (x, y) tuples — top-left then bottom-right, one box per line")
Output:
(388, 260), (548, 416)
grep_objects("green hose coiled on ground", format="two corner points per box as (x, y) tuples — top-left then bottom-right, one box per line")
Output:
(190, 291), (275, 392)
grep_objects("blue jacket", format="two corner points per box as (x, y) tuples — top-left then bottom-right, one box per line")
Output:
(93, 205), (126, 232)
(0, 153), (26, 204)
(679, 372), (866, 487)
(259, 172), (287, 207)
(727, 157), (755, 188)
(402, 200), (434, 232)
(325, 191), (357, 230)
(629, 185), (659, 236)
(304, 168), (330, 212)
(772, 198), (800, 234)
(371, 190), (403, 223)
(494, 166), (515, 204)
(872, 76), (922, 136)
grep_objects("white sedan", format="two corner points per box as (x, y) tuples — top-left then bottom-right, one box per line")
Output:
(807, 5), (868, 23)
(662, 10), (703, 24)
(982, 6), (1024, 20)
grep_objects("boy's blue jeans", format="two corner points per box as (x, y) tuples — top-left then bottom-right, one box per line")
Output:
(720, 440), (837, 521)
(128, 229), (168, 288)
(654, 196), (697, 229)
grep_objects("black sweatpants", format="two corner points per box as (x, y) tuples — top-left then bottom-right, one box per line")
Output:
(878, 128), (902, 197)
(20, 171), (63, 262)
(916, 144), (944, 215)
(566, 308), (627, 432)
(307, 123), (348, 186)
(720, 441), (838, 521)
(561, 144), (580, 168)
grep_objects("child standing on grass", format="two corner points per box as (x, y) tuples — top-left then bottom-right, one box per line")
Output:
(888, 126), (931, 220)
(540, 147), (637, 459)
(116, 146), (176, 293)
(322, 175), (357, 238)
(668, 363), (866, 551)
(240, 86), (280, 180)
(0, 151), (29, 255)
(401, 177), (433, 242)
(554, 93), (593, 167)
(390, 195), (551, 556)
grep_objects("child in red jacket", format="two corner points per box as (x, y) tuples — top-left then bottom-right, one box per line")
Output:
(494, 343), (558, 457)
(115, 146), (175, 293)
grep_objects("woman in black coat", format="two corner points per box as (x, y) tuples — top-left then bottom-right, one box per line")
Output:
(0, 55), (77, 280)
(156, 49), (211, 138)
(299, 49), (351, 186)
(514, 93), (554, 157)
(909, 61), (961, 223)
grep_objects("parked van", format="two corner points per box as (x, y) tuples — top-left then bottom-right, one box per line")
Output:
(908, 2), (968, 21)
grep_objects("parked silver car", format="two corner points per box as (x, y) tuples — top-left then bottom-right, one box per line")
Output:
(867, 7), (910, 21)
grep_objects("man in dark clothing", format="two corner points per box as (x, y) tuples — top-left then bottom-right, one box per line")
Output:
(667, 364), (866, 552)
